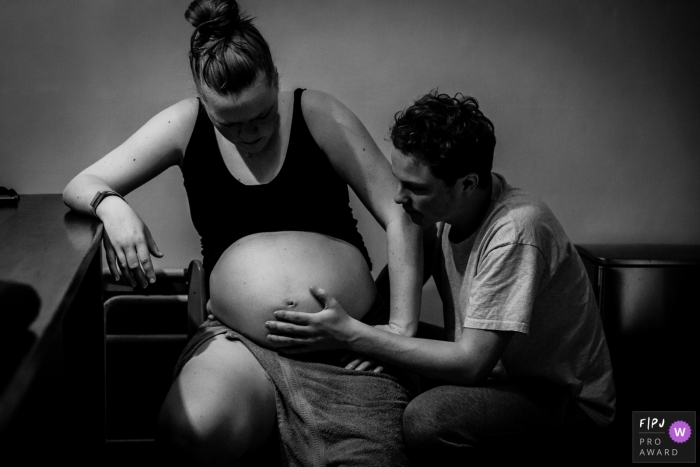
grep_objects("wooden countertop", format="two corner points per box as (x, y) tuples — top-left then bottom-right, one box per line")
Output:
(0, 194), (103, 431)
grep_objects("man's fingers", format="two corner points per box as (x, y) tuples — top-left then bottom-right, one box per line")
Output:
(266, 335), (314, 354)
(266, 334), (298, 345)
(273, 310), (311, 324)
(344, 358), (363, 370)
(355, 360), (376, 372)
(343, 354), (383, 372)
(308, 286), (328, 307)
(265, 320), (310, 336)
(309, 286), (339, 309)
(345, 359), (380, 372)
(340, 352), (354, 364)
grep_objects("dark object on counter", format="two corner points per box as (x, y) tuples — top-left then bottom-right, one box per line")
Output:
(0, 187), (20, 205)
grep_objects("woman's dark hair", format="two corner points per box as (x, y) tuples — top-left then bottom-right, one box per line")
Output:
(390, 91), (496, 187)
(185, 0), (277, 95)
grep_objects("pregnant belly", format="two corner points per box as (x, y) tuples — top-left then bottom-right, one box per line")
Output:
(209, 231), (377, 349)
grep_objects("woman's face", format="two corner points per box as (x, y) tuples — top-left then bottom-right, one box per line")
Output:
(201, 75), (279, 154)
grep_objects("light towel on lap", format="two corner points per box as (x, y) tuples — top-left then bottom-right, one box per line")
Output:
(173, 296), (411, 466)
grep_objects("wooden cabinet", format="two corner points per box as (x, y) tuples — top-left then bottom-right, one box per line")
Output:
(0, 195), (104, 462)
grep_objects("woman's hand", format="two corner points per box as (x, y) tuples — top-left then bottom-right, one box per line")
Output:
(97, 196), (163, 288)
(266, 286), (359, 353)
(61, 99), (197, 286)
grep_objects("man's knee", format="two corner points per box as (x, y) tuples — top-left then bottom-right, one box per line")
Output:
(403, 393), (473, 451)
(403, 398), (433, 448)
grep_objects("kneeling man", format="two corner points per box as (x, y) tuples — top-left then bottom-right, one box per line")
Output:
(267, 91), (615, 463)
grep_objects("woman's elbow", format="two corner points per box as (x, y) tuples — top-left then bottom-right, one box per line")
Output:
(62, 174), (84, 208)
(62, 173), (95, 210)
(62, 178), (76, 207)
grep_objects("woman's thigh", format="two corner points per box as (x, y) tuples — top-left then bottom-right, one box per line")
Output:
(158, 334), (277, 463)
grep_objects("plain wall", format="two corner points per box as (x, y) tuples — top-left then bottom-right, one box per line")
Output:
(2, 0), (699, 326)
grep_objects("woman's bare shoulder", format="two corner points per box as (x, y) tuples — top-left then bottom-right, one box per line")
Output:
(161, 97), (200, 128)
(299, 89), (367, 150)
(299, 89), (347, 122)
(152, 97), (201, 162)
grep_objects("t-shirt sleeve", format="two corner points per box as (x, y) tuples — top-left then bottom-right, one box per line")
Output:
(463, 243), (549, 334)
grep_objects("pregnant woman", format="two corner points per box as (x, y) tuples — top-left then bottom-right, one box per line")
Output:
(62, 1), (421, 465)
(177, 230), (403, 465)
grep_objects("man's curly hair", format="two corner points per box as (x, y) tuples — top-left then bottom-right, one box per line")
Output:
(390, 91), (495, 187)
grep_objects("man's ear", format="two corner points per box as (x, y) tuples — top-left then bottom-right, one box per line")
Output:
(457, 173), (479, 194)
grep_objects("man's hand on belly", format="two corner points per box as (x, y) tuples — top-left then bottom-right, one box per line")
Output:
(265, 285), (360, 353)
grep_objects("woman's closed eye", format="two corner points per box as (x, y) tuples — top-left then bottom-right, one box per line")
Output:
(221, 107), (273, 127)
(254, 108), (273, 121)
(221, 121), (242, 129)
(252, 106), (276, 123)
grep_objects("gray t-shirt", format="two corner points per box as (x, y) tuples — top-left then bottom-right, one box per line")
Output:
(431, 173), (616, 427)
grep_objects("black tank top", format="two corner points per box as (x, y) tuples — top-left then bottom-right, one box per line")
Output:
(182, 88), (372, 277)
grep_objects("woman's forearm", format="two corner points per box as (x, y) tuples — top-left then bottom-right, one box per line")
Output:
(63, 173), (124, 217)
(385, 213), (423, 336)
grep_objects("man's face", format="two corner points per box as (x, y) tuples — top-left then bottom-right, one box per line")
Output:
(391, 149), (462, 226)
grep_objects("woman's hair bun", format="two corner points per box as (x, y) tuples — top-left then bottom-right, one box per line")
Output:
(185, 0), (276, 95)
(185, 0), (243, 37)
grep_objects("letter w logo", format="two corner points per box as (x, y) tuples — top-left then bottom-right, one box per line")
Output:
(674, 427), (686, 437)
